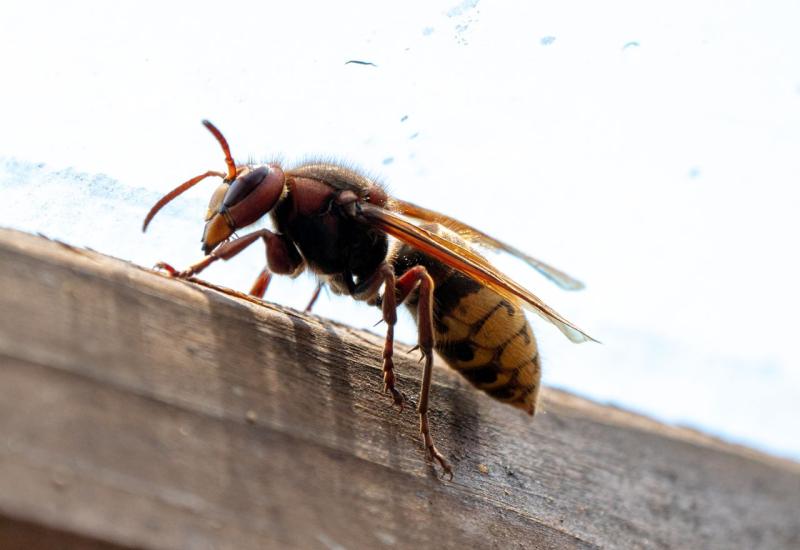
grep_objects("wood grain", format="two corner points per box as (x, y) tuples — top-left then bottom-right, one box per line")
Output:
(0, 228), (798, 549)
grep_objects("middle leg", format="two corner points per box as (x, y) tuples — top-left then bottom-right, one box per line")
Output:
(375, 263), (405, 409)
(395, 265), (452, 478)
(351, 262), (405, 409)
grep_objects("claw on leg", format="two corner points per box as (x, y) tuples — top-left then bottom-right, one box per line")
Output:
(154, 261), (195, 278)
(382, 357), (406, 411)
(154, 255), (214, 279)
(154, 261), (180, 276)
(385, 384), (406, 411)
(420, 412), (453, 479)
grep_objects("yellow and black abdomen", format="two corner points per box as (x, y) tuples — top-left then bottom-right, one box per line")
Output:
(391, 224), (541, 415)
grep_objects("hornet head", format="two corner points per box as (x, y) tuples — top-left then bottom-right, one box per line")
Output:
(142, 120), (286, 255)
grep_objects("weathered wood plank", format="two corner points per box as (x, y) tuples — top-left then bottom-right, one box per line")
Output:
(0, 228), (798, 549)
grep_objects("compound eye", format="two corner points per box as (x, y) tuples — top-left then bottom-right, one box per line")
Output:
(223, 166), (270, 208)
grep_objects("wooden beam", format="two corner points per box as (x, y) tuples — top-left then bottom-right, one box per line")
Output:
(0, 228), (798, 549)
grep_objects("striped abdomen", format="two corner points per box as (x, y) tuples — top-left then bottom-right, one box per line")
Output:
(391, 225), (541, 415)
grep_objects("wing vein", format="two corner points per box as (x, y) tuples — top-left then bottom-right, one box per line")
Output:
(358, 204), (597, 344)
(394, 200), (585, 291)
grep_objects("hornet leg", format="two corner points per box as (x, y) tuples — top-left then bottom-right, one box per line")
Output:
(349, 262), (406, 410)
(249, 267), (272, 298)
(304, 282), (324, 312)
(156, 229), (303, 279)
(375, 263), (405, 410)
(395, 265), (453, 478)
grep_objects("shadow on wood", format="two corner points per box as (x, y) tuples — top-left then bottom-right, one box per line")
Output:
(0, 228), (798, 549)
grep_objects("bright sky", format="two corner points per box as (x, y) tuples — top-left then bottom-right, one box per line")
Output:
(2, 1), (799, 460)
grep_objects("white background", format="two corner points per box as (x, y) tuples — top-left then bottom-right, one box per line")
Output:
(2, 1), (799, 460)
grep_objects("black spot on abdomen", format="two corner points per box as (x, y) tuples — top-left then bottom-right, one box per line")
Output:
(460, 365), (500, 385)
(433, 273), (483, 316)
(441, 340), (475, 362)
(487, 385), (516, 401)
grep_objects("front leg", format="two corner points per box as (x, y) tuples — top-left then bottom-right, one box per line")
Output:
(156, 229), (304, 279)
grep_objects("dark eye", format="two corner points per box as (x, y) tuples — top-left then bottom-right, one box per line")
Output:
(223, 166), (269, 207)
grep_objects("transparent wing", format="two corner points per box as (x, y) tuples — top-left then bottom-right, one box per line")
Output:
(394, 199), (585, 291)
(358, 203), (597, 344)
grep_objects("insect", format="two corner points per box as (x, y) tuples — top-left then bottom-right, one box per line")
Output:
(142, 120), (596, 477)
